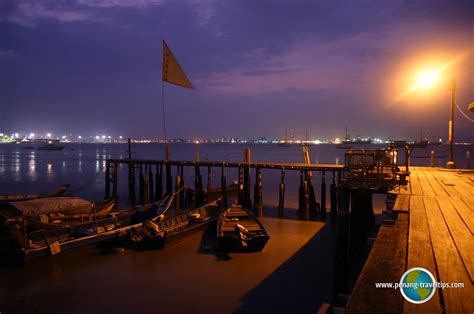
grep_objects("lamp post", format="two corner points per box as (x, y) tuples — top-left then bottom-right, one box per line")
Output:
(447, 79), (456, 169)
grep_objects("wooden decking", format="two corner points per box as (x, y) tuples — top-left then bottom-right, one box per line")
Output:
(346, 167), (474, 313)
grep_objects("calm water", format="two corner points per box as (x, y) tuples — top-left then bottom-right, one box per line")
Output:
(0, 143), (472, 209)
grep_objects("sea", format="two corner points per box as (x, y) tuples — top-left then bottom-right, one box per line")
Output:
(0, 143), (472, 210)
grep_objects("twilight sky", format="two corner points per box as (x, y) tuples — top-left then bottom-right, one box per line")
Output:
(1, 0), (473, 141)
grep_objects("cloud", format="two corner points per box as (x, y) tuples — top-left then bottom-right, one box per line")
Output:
(76, 0), (164, 8)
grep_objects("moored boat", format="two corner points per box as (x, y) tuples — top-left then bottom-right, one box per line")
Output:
(217, 203), (269, 252)
(0, 184), (70, 202)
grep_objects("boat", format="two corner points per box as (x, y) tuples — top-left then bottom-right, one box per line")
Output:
(186, 182), (239, 201)
(0, 184), (70, 202)
(277, 129), (291, 147)
(26, 197), (118, 230)
(129, 199), (221, 250)
(390, 140), (407, 148)
(37, 144), (65, 151)
(342, 126), (371, 145)
(8, 195), (175, 263)
(217, 203), (269, 252)
(408, 140), (428, 149)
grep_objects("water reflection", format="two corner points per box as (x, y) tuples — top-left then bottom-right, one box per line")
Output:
(47, 163), (55, 179)
(28, 151), (36, 180)
(62, 161), (66, 172)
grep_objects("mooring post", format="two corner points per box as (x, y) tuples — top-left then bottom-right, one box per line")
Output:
(175, 166), (181, 210)
(321, 171), (327, 219)
(166, 162), (172, 196)
(254, 167), (263, 217)
(104, 160), (111, 199)
(430, 150), (436, 167)
(129, 162), (136, 204)
(221, 164), (227, 208)
(111, 162), (118, 198)
(330, 171), (337, 217)
(195, 164), (204, 206)
(139, 164), (145, 204)
(307, 171), (318, 214)
(278, 168), (285, 218)
(467, 150), (471, 169)
(206, 166), (212, 202)
(238, 165), (244, 205)
(148, 164), (154, 202)
(243, 147), (252, 208)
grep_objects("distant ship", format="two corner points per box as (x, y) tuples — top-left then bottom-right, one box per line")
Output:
(341, 126), (371, 145)
(277, 129), (291, 147)
(22, 139), (65, 151)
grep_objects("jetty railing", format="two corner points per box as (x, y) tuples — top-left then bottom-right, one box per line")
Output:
(104, 154), (347, 220)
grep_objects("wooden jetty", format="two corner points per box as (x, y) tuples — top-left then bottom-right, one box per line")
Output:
(346, 167), (474, 314)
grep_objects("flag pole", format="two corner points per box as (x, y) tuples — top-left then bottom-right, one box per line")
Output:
(162, 79), (170, 161)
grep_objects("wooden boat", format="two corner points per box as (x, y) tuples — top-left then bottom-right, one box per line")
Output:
(26, 197), (118, 230)
(9, 195), (175, 263)
(129, 199), (221, 250)
(0, 184), (70, 202)
(217, 204), (269, 252)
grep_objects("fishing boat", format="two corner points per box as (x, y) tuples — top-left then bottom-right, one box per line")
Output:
(0, 184), (70, 202)
(217, 203), (269, 252)
(8, 195), (174, 263)
(26, 197), (118, 230)
(129, 199), (221, 250)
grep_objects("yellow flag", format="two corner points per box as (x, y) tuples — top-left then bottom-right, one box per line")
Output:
(162, 40), (194, 89)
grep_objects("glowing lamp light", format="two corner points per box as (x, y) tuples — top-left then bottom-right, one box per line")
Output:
(414, 69), (441, 90)
(102, 135), (106, 139)
(95, 136), (100, 140)
(78, 135), (82, 139)
(46, 133), (52, 138)
(29, 133), (35, 138)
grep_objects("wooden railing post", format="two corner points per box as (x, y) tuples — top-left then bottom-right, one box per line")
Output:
(175, 166), (181, 210)
(104, 160), (111, 199)
(129, 162), (136, 204)
(148, 164), (154, 202)
(330, 171), (337, 217)
(243, 148), (251, 208)
(111, 162), (118, 198)
(166, 162), (172, 196)
(206, 166), (212, 203)
(238, 165), (244, 205)
(143, 164), (149, 204)
(179, 165), (185, 207)
(321, 171), (327, 219)
(195, 164), (204, 206)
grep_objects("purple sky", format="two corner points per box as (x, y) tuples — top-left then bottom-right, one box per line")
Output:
(1, 0), (473, 141)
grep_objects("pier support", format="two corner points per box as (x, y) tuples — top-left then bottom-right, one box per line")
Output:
(166, 163), (172, 196)
(330, 171), (337, 217)
(243, 148), (252, 209)
(175, 167), (182, 210)
(129, 163), (136, 204)
(333, 187), (351, 295)
(238, 166), (244, 205)
(321, 171), (326, 219)
(254, 167), (263, 217)
(111, 162), (118, 198)
(278, 169), (285, 218)
(105, 160), (111, 199)
(148, 165), (154, 202)
(195, 164), (204, 206)
(206, 166), (212, 203)
(155, 164), (163, 202)
(221, 165), (227, 208)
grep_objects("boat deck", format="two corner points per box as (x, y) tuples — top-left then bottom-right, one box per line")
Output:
(346, 167), (474, 313)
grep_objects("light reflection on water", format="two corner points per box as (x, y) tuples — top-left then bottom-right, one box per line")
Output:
(28, 151), (36, 180)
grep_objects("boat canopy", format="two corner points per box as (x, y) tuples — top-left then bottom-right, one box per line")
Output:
(11, 197), (94, 216)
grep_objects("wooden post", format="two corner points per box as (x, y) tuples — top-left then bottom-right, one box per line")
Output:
(278, 168), (285, 218)
(155, 163), (163, 201)
(166, 162), (172, 196)
(307, 171), (318, 214)
(139, 164), (145, 204)
(304, 179), (310, 221)
(206, 166), (212, 202)
(430, 150), (436, 167)
(175, 166), (181, 210)
(111, 162), (118, 198)
(330, 171), (337, 217)
(104, 160), (111, 199)
(221, 164), (227, 208)
(143, 164), (149, 204)
(243, 147), (251, 208)
(127, 138), (132, 159)
(129, 162), (136, 204)
(298, 170), (305, 213)
(333, 186), (351, 295)
(321, 171), (327, 219)
(466, 150), (471, 169)
(148, 164), (154, 202)
(238, 165), (244, 205)
(179, 165), (185, 207)
(254, 167), (263, 217)
(195, 164), (204, 206)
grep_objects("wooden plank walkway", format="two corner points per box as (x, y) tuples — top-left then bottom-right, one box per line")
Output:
(347, 167), (474, 314)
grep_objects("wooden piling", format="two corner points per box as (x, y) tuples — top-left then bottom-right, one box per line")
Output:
(111, 162), (118, 198)
(129, 163), (136, 204)
(195, 164), (204, 206)
(254, 167), (263, 217)
(104, 160), (111, 199)
(238, 166), (244, 205)
(278, 168), (285, 218)
(143, 164), (149, 204)
(321, 171), (327, 219)
(175, 167), (181, 210)
(206, 166), (212, 202)
(139, 165), (145, 204)
(333, 187), (351, 295)
(166, 163), (172, 196)
(243, 147), (251, 208)
(330, 171), (337, 217)
(307, 172), (318, 214)
(179, 165), (185, 207)
(304, 179), (310, 221)
(148, 164), (154, 202)
(298, 171), (305, 213)
(467, 150), (471, 169)
(221, 165), (227, 208)
(155, 163), (163, 201)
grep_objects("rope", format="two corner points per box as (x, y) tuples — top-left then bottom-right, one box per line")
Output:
(455, 100), (474, 123)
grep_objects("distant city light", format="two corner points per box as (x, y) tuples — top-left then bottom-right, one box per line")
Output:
(78, 135), (82, 139)
(102, 135), (106, 139)
(29, 133), (35, 138)
(47, 133), (52, 138)
(119, 136), (123, 139)
(62, 135), (67, 139)
(95, 136), (100, 140)
(14, 133), (19, 138)
(108, 136), (111, 139)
